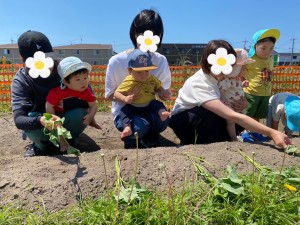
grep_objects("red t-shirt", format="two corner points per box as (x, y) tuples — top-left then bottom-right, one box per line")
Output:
(46, 86), (96, 113)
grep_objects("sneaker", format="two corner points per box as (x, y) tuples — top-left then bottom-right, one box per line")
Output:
(24, 144), (41, 158)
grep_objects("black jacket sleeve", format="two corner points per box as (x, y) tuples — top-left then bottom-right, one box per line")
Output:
(13, 108), (43, 130)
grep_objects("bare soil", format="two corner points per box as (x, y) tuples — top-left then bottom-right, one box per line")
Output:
(0, 112), (299, 212)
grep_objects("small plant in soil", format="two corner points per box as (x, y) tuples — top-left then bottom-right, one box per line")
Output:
(43, 113), (80, 156)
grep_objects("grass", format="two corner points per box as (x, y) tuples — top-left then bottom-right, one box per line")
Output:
(0, 149), (299, 225)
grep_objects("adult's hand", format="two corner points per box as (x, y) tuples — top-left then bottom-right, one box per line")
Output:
(270, 130), (292, 149)
(231, 96), (248, 113)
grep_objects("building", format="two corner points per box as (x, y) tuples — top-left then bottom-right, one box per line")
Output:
(276, 52), (300, 65)
(0, 44), (19, 63)
(157, 43), (207, 65)
(54, 44), (113, 65)
(0, 44), (113, 65)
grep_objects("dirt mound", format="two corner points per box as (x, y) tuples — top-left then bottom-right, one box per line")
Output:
(0, 112), (299, 212)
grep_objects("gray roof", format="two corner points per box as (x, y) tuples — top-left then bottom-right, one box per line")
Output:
(0, 44), (18, 48)
(0, 43), (112, 50)
(54, 44), (112, 49)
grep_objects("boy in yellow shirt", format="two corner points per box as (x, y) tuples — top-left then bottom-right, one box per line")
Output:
(243, 28), (280, 122)
(114, 49), (170, 139)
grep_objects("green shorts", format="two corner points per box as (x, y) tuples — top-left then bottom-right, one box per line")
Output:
(244, 93), (270, 119)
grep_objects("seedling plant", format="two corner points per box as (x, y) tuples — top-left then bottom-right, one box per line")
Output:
(43, 113), (80, 156)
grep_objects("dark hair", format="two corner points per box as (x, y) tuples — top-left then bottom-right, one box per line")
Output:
(257, 37), (276, 45)
(64, 68), (89, 83)
(200, 40), (237, 75)
(129, 9), (164, 48)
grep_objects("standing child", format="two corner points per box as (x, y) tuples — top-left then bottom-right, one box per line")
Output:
(243, 28), (280, 122)
(218, 48), (255, 140)
(114, 49), (170, 139)
(46, 56), (101, 152)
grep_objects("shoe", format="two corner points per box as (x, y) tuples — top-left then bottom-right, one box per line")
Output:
(240, 132), (254, 143)
(24, 144), (41, 158)
(249, 132), (270, 142)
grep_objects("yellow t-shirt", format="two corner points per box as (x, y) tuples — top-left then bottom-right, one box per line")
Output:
(116, 75), (162, 105)
(243, 55), (274, 96)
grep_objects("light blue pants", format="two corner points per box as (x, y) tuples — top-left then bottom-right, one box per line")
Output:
(25, 108), (87, 152)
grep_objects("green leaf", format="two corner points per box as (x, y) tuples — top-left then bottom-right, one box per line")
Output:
(67, 146), (80, 156)
(287, 178), (300, 183)
(284, 145), (299, 155)
(43, 113), (53, 121)
(115, 185), (147, 203)
(226, 165), (243, 184)
(219, 182), (244, 195)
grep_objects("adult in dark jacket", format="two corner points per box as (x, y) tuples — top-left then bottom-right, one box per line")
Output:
(12, 30), (89, 157)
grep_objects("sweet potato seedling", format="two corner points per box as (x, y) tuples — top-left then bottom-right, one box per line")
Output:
(43, 113), (80, 156)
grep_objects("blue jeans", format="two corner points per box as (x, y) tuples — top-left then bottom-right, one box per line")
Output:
(114, 111), (169, 148)
(119, 100), (167, 128)
(25, 108), (87, 152)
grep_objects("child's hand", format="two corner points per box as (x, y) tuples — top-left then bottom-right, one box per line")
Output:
(123, 94), (135, 104)
(158, 88), (171, 100)
(40, 114), (62, 130)
(231, 96), (248, 113)
(242, 80), (249, 88)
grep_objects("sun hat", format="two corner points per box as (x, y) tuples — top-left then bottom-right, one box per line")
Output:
(128, 49), (157, 71)
(285, 95), (300, 131)
(57, 56), (92, 80)
(248, 28), (280, 58)
(235, 48), (255, 65)
(18, 30), (58, 60)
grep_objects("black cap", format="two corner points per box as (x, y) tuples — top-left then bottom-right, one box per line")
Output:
(18, 30), (54, 60)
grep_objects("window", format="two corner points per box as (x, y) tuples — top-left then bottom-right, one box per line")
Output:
(3, 49), (10, 55)
(178, 48), (185, 54)
(162, 48), (170, 54)
(292, 55), (297, 59)
(73, 49), (80, 55)
(192, 49), (200, 54)
(58, 49), (65, 55)
(93, 49), (100, 55)
(192, 45), (201, 49)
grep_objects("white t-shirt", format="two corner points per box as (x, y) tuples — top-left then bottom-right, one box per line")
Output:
(105, 50), (171, 117)
(171, 69), (220, 116)
(268, 92), (298, 128)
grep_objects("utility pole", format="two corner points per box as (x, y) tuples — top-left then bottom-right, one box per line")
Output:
(290, 37), (296, 64)
(243, 39), (248, 50)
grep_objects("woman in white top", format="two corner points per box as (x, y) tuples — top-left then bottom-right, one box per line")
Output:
(170, 40), (291, 149)
(105, 9), (171, 149)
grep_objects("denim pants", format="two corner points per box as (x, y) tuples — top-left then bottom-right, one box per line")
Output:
(25, 108), (87, 152)
(119, 100), (167, 128)
(114, 109), (169, 148)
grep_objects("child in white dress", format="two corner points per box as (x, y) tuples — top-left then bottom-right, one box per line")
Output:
(218, 49), (254, 141)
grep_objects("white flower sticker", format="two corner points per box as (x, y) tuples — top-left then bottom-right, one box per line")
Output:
(25, 51), (54, 78)
(137, 30), (160, 52)
(207, 48), (236, 75)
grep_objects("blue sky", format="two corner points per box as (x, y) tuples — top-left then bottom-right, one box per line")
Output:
(1, 0), (299, 54)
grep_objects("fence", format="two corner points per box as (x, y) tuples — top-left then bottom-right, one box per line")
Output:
(1, 64), (300, 112)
